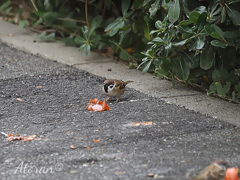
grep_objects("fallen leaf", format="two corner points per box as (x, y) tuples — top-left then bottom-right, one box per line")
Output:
(70, 145), (76, 149)
(93, 139), (100, 143)
(8, 33), (14, 37)
(87, 99), (110, 112)
(74, 137), (79, 139)
(36, 86), (42, 88)
(94, 130), (99, 132)
(86, 147), (91, 149)
(186, 159), (190, 163)
(16, 98), (23, 102)
(131, 121), (153, 126)
(70, 104), (72, 106)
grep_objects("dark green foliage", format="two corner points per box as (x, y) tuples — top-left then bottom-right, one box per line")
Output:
(1, 0), (240, 101)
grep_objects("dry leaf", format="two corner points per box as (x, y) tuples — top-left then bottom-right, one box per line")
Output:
(74, 137), (79, 139)
(8, 33), (14, 37)
(70, 145), (76, 149)
(131, 121), (153, 126)
(93, 139), (100, 143)
(70, 104), (72, 106)
(16, 98), (23, 102)
(86, 147), (91, 149)
(94, 130), (99, 132)
(36, 86), (42, 88)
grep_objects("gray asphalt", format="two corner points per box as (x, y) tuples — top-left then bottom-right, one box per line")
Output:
(0, 42), (239, 180)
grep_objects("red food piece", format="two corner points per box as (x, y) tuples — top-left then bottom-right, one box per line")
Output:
(86, 99), (110, 111)
(224, 168), (239, 180)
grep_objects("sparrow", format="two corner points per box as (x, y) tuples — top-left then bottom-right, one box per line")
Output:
(191, 160), (228, 180)
(102, 79), (133, 103)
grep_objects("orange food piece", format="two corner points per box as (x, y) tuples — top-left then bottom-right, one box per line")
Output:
(93, 139), (100, 143)
(86, 99), (110, 112)
(224, 168), (239, 180)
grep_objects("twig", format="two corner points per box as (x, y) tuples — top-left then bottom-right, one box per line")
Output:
(30, 0), (38, 11)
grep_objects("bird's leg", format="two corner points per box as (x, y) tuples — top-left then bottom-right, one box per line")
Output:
(114, 96), (120, 103)
(106, 97), (111, 101)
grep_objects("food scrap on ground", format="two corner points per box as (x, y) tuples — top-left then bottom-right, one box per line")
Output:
(130, 121), (153, 126)
(6, 134), (42, 142)
(87, 99), (110, 111)
(224, 168), (240, 180)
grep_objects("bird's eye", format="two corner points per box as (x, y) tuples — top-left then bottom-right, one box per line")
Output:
(109, 85), (113, 88)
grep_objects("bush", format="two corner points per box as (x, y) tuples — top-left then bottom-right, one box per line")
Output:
(1, 0), (240, 102)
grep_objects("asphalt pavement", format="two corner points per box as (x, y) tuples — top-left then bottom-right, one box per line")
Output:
(0, 42), (240, 180)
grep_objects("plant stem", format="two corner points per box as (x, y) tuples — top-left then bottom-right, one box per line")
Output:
(85, 0), (90, 30)
(30, 0), (38, 11)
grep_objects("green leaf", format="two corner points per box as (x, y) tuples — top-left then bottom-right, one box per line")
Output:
(34, 32), (55, 41)
(155, 20), (163, 29)
(200, 45), (214, 70)
(152, 37), (164, 43)
(156, 68), (169, 78)
(75, 36), (86, 44)
(224, 31), (239, 38)
(179, 20), (192, 25)
(90, 15), (102, 30)
(168, 0), (180, 24)
(221, 7), (226, 23)
(142, 60), (152, 74)
(189, 11), (200, 23)
(62, 20), (76, 28)
(61, 38), (78, 46)
(78, 43), (91, 56)
(153, 59), (162, 66)
(182, 33), (190, 39)
(105, 18), (123, 32)
(165, 42), (172, 50)
(212, 25), (225, 40)
(173, 37), (193, 46)
(196, 36), (204, 49)
(122, 0), (131, 15)
(175, 57), (190, 81)
(42, 12), (57, 24)
(235, 83), (240, 98)
(212, 68), (228, 82)
(215, 82), (231, 96)
(19, 20), (28, 28)
(196, 12), (207, 32)
(178, 25), (192, 33)
(133, 0), (144, 9)
(228, 71), (239, 84)
(0, 1), (10, 11)
(120, 50), (130, 61)
(90, 34), (101, 45)
(149, 0), (161, 17)
(211, 40), (228, 48)
(226, 7), (240, 26)
(4, 6), (12, 14)
(182, 51), (199, 68)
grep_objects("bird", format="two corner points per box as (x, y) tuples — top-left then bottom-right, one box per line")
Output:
(102, 79), (133, 103)
(191, 160), (228, 180)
